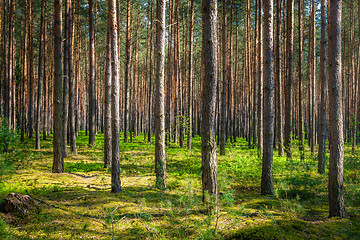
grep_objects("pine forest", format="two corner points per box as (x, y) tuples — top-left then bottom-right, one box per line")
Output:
(0, 0), (359, 239)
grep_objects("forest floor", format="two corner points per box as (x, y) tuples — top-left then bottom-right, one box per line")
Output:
(0, 132), (359, 239)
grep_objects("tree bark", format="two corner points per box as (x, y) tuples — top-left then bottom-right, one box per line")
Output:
(43, 0), (48, 141)
(68, 0), (77, 154)
(52, 0), (64, 173)
(109, 0), (121, 193)
(154, 0), (166, 190)
(298, 0), (305, 161)
(220, 0), (227, 156)
(147, 0), (154, 143)
(257, 0), (263, 153)
(261, 0), (274, 196)
(187, 0), (194, 150)
(28, 0), (34, 138)
(275, 0), (283, 156)
(201, 0), (219, 205)
(284, 0), (294, 160)
(104, 18), (112, 168)
(310, 0), (316, 155)
(35, 0), (45, 150)
(88, 0), (96, 147)
(328, 0), (345, 218)
(124, 0), (131, 143)
(318, 0), (327, 174)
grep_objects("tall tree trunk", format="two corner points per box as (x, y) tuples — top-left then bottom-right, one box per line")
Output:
(261, 0), (274, 196)
(109, 0), (121, 193)
(53, 0), (64, 173)
(88, 0), (96, 147)
(21, 3), (28, 142)
(28, 0), (34, 138)
(284, 0), (294, 160)
(318, 0), (327, 174)
(154, 0), (166, 190)
(328, 0), (345, 218)
(275, 0), (283, 156)
(354, 0), (360, 154)
(35, 0), (45, 150)
(187, 0), (194, 150)
(104, 18), (112, 168)
(310, 0), (316, 155)
(201, 0), (219, 206)
(257, 0), (263, 152)
(147, 0), (154, 143)
(68, 0), (77, 154)
(220, 0), (227, 156)
(298, 0), (305, 161)
(62, 0), (70, 157)
(124, 0), (131, 143)
(43, 0), (48, 141)
(8, 0), (15, 130)
(227, 0), (233, 144)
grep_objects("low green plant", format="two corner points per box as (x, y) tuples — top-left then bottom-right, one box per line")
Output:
(0, 119), (16, 153)
(0, 219), (12, 240)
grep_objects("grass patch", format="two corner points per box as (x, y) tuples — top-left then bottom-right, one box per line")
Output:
(0, 131), (359, 239)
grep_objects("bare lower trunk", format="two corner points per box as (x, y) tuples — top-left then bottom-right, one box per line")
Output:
(284, 0), (294, 161)
(201, 0), (219, 206)
(220, 0), (227, 156)
(328, 0), (345, 218)
(52, 0), (64, 173)
(88, 0), (96, 147)
(261, 0), (274, 196)
(109, 0), (121, 193)
(104, 20), (112, 168)
(154, 0), (166, 190)
(318, 0), (327, 174)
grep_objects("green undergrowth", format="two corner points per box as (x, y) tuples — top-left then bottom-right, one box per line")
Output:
(0, 131), (359, 239)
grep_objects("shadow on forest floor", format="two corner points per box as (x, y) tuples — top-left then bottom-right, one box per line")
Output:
(0, 131), (359, 239)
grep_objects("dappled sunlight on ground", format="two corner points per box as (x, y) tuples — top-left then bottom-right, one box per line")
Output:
(0, 132), (359, 239)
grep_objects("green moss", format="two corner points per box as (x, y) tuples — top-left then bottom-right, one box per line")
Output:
(0, 131), (359, 239)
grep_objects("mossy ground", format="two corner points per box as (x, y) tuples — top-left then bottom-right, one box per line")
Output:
(0, 131), (359, 239)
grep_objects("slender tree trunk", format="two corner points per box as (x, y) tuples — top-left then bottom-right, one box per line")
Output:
(298, 0), (305, 161)
(275, 0), (283, 156)
(154, 0), (166, 189)
(7, 0), (14, 130)
(310, 0), (316, 155)
(318, 0), (327, 174)
(124, 0), (131, 143)
(28, 0), (34, 138)
(21, 5), (28, 142)
(227, 0), (233, 144)
(35, 0), (45, 150)
(88, 0), (96, 147)
(68, 0), (77, 154)
(53, 0), (64, 173)
(328, 0), (345, 218)
(261, 0), (274, 196)
(187, 0), (194, 150)
(220, 0), (227, 156)
(62, 0), (70, 157)
(43, 1), (48, 141)
(284, 0), (294, 160)
(109, 0), (121, 193)
(201, 0), (219, 206)
(166, 0), (173, 144)
(147, 0), (154, 143)
(104, 19), (112, 168)
(257, 0), (263, 152)
(354, 0), (360, 154)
